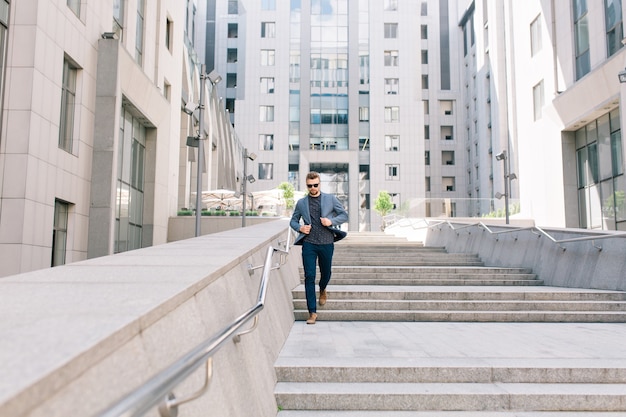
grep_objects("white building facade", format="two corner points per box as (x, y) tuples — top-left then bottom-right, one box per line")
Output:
(458, 0), (626, 230)
(0, 0), (230, 277)
(212, 0), (467, 231)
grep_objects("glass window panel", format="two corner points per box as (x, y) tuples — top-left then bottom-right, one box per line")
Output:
(598, 115), (613, 181)
(601, 179), (616, 228)
(575, 126), (587, 149)
(589, 184), (602, 228)
(589, 142), (599, 184)
(578, 187), (589, 228)
(577, 147), (587, 187)
(614, 175), (626, 221)
(612, 130), (624, 175)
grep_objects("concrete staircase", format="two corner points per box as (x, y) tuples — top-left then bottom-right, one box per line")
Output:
(275, 233), (626, 415)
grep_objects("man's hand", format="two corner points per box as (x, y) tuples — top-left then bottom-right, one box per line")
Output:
(320, 217), (332, 227)
(300, 224), (312, 234)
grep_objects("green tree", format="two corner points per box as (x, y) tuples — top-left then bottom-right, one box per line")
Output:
(278, 181), (295, 210)
(374, 191), (394, 230)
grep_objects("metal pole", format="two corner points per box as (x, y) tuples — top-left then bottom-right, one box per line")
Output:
(242, 148), (248, 228)
(503, 151), (510, 224)
(195, 65), (206, 237)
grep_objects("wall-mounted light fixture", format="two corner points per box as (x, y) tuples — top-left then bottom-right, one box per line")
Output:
(495, 150), (518, 224)
(241, 149), (257, 227)
(618, 68), (626, 83)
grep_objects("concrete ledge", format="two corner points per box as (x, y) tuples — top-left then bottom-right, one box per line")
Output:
(387, 219), (626, 291)
(0, 219), (300, 417)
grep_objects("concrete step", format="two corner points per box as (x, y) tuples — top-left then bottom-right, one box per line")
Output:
(292, 309), (626, 322)
(334, 247), (444, 253)
(278, 412), (626, 417)
(322, 278), (543, 286)
(333, 260), (485, 266)
(292, 286), (626, 301)
(275, 361), (626, 383)
(322, 266), (536, 274)
(275, 381), (626, 411)
(292, 299), (626, 312)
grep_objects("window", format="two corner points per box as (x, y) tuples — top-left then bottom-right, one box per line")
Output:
(259, 163), (274, 180)
(386, 164), (399, 180)
(424, 125), (430, 139)
(384, 50), (399, 66)
(425, 151), (430, 165)
(574, 0), (590, 79)
(261, 49), (275, 66)
(135, 0), (145, 65)
(359, 107), (369, 121)
(576, 110), (625, 230)
(228, 23), (238, 38)
(442, 126), (453, 140)
(384, 0), (398, 11)
(533, 80), (544, 121)
(113, 0), (124, 38)
(226, 73), (237, 88)
(115, 106), (146, 253)
(423, 100), (429, 115)
(359, 137), (370, 151)
(359, 53), (369, 84)
(163, 80), (171, 100)
(260, 77), (275, 94)
(259, 134), (274, 150)
(425, 176), (431, 192)
(442, 151), (455, 165)
(384, 78), (399, 94)
(52, 200), (70, 266)
(605, 0), (624, 57)
(67, 0), (80, 17)
(384, 23), (398, 38)
(165, 18), (173, 52)
(385, 135), (399, 151)
(260, 105), (274, 122)
(262, 0), (276, 10)
(261, 22), (276, 38)
(421, 50), (428, 64)
(59, 58), (77, 153)
(227, 48), (238, 63)
(443, 177), (456, 191)
(440, 100), (453, 115)
(384, 106), (399, 122)
(530, 14), (542, 56)
(421, 25), (428, 39)
(228, 0), (238, 14)
(421, 2), (427, 16)
(226, 98), (235, 114)
(422, 75), (429, 89)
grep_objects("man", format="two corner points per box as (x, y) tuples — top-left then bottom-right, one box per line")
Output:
(290, 172), (348, 325)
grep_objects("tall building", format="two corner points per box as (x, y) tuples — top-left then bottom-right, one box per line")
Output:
(0, 0), (239, 277)
(457, 0), (625, 230)
(212, 0), (467, 231)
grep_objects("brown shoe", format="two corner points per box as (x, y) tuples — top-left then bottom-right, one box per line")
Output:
(319, 289), (328, 306)
(306, 313), (318, 324)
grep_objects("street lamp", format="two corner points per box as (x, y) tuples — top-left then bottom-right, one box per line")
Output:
(495, 150), (517, 224)
(241, 148), (256, 227)
(185, 65), (221, 237)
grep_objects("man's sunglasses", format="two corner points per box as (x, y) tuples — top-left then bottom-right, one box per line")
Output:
(307, 183), (320, 188)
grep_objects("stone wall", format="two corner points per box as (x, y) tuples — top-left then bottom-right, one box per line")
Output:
(0, 220), (300, 417)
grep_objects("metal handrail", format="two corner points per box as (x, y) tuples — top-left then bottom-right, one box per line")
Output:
(96, 229), (293, 417)
(386, 216), (626, 251)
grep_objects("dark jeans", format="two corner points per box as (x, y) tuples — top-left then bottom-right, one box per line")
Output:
(301, 241), (334, 313)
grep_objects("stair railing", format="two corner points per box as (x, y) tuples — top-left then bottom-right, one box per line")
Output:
(96, 228), (294, 417)
(387, 217), (626, 251)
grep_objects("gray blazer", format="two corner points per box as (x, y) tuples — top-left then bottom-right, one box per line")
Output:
(290, 192), (348, 245)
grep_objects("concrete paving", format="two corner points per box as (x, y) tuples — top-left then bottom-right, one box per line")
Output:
(277, 321), (626, 371)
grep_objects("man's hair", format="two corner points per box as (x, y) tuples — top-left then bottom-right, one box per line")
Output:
(306, 171), (320, 181)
